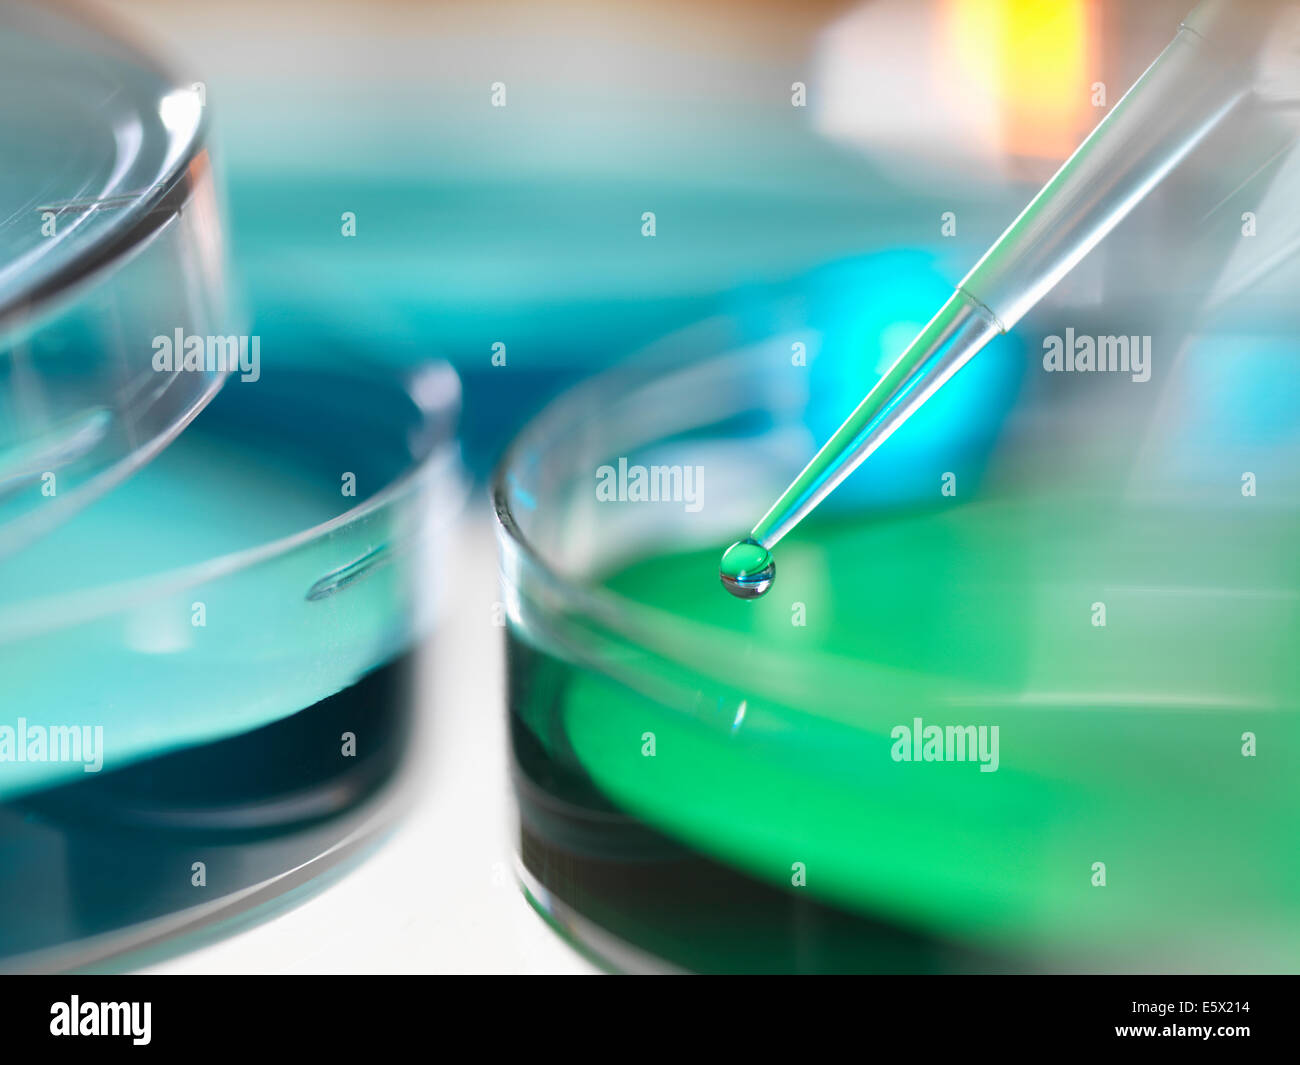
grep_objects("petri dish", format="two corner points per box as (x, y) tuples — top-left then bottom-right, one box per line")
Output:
(0, 356), (464, 970)
(494, 265), (1300, 974)
(0, 0), (231, 556)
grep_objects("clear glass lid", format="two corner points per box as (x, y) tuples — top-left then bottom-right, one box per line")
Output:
(0, 0), (230, 557)
(0, 0), (207, 323)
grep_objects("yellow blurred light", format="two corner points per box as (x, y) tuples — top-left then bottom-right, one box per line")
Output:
(943, 0), (1094, 161)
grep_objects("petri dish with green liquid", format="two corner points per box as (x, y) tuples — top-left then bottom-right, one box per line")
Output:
(494, 262), (1300, 974)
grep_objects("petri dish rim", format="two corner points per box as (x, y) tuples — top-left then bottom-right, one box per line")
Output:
(0, 0), (213, 338)
(0, 360), (464, 645)
(0, 0), (234, 560)
(490, 317), (800, 685)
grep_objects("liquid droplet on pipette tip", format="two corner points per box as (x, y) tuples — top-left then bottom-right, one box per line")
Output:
(720, 539), (775, 600)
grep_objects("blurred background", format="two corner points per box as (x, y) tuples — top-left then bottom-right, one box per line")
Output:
(98, 0), (1208, 475)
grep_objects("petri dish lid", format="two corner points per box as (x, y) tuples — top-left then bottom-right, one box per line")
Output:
(0, 0), (232, 558)
(0, 0), (206, 328)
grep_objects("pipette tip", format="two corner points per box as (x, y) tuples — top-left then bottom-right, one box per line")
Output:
(719, 538), (775, 600)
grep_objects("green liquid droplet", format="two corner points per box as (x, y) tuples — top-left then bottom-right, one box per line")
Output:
(719, 538), (775, 599)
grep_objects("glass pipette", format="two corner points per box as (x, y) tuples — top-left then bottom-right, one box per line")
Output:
(720, 0), (1288, 598)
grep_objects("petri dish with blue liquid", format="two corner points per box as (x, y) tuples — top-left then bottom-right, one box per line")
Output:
(0, 356), (464, 971)
(495, 248), (1300, 974)
(0, 0), (466, 970)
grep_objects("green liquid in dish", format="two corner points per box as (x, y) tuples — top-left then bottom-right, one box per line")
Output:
(511, 496), (1300, 972)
